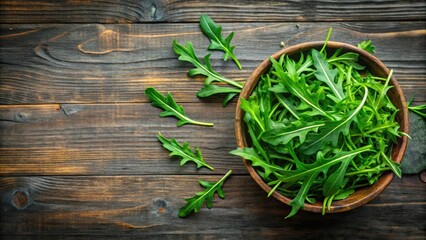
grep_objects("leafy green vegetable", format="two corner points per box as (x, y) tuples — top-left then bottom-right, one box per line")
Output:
(173, 40), (243, 106)
(230, 148), (286, 178)
(312, 49), (345, 100)
(407, 96), (426, 119)
(231, 31), (404, 218)
(157, 133), (214, 170)
(145, 87), (214, 127)
(300, 86), (368, 155)
(357, 40), (376, 54)
(262, 121), (325, 146)
(199, 14), (242, 70)
(178, 170), (232, 218)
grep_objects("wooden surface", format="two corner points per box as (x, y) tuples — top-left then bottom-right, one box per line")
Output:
(1, 1), (425, 239)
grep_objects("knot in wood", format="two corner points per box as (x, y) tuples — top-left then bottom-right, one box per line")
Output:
(12, 190), (30, 210)
(153, 198), (168, 215)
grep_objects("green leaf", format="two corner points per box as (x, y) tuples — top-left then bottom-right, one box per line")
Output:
(281, 146), (372, 218)
(145, 87), (214, 127)
(172, 39), (242, 106)
(196, 84), (240, 107)
(262, 121), (325, 146)
(197, 84), (241, 97)
(300, 86), (368, 155)
(328, 52), (365, 70)
(380, 152), (402, 178)
(286, 173), (318, 218)
(322, 157), (352, 197)
(157, 133), (214, 170)
(222, 92), (238, 107)
(407, 97), (426, 119)
(178, 170), (232, 218)
(199, 14), (242, 69)
(229, 148), (286, 178)
(240, 98), (265, 132)
(270, 57), (333, 120)
(173, 40), (242, 88)
(312, 49), (345, 100)
(357, 40), (376, 54)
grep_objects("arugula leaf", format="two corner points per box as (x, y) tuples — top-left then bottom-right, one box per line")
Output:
(199, 14), (242, 69)
(380, 148), (402, 178)
(173, 40), (242, 88)
(157, 133), (214, 170)
(281, 146), (372, 218)
(270, 57), (333, 120)
(197, 84), (241, 107)
(312, 49), (345, 100)
(240, 98), (265, 132)
(262, 121), (325, 146)
(145, 87), (214, 127)
(357, 40), (376, 54)
(407, 98), (426, 119)
(230, 148), (286, 178)
(173, 40), (242, 106)
(178, 170), (232, 218)
(300, 86), (368, 155)
(286, 172), (318, 218)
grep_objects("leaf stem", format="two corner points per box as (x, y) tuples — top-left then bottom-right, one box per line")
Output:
(188, 119), (215, 127)
(320, 27), (333, 54)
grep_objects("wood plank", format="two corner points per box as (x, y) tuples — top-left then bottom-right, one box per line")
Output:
(1, 0), (425, 23)
(0, 103), (245, 175)
(1, 22), (425, 104)
(0, 175), (424, 238)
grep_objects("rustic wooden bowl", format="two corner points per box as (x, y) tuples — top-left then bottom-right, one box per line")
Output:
(235, 41), (409, 214)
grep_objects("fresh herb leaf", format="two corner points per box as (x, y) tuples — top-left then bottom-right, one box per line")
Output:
(157, 133), (214, 170)
(172, 40), (242, 106)
(357, 40), (376, 54)
(230, 148), (286, 178)
(281, 146), (372, 218)
(312, 49), (345, 100)
(300, 86), (368, 155)
(178, 170), (232, 218)
(197, 84), (241, 107)
(145, 87), (214, 127)
(270, 57), (333, 120)
(199, 14), (242, 69)
(262, 121), (325, 146)
(407, 96), (426, 119)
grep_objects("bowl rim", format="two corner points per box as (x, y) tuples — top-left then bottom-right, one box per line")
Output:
(234, 41), (409, 213)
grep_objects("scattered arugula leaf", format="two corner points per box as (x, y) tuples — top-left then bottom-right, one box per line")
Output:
(199, 14), (242, 70)
(178, 170), (232, 218)
(173, 40), (243, 106)
(157, 133), (214, 170)
(407, 96), (426, 119)
(145, 87), (214, 127)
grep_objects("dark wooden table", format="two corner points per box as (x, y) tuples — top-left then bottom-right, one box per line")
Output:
(1, 1), (425, 239)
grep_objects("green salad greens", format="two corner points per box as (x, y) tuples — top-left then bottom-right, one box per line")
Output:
(230, 30), (405, 218)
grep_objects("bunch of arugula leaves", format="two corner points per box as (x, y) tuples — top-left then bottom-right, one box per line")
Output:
(230, 30), (405, 218)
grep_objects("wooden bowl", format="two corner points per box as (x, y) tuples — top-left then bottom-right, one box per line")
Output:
(235, 41), (409, 213)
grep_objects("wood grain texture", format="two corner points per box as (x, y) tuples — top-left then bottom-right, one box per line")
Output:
(0, 103), (244, 175)
(0, 175), (424, 239)
(1, 0), (425, 23)
(1, 22), (425, 104)
(1, 1), (426, 238)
